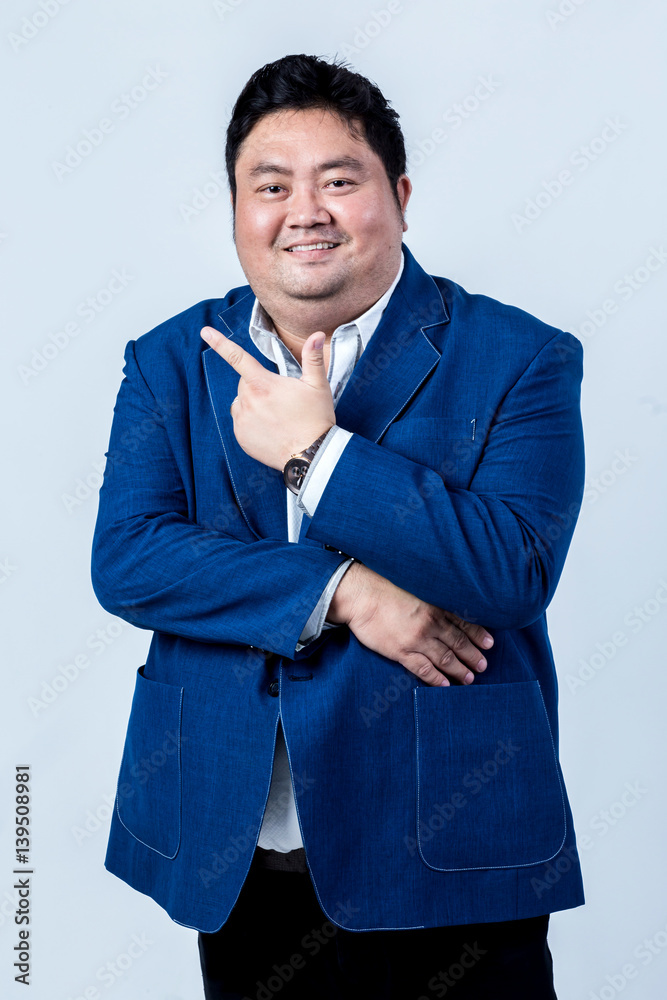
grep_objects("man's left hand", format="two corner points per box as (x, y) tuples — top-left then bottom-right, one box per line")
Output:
(200, 326), (335, 470)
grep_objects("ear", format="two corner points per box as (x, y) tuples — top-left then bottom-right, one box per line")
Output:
(397, 174), (412, 233)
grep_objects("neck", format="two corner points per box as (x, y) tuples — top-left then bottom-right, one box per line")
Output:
(270, 321), (330, 370)
(267, 293), (377, 341)
(259, 296), (368, 368)
(261, 275), (400, 363)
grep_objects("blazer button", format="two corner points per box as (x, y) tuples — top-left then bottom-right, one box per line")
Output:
(268, 679), (280, 697)
(250, 646), (274, 662)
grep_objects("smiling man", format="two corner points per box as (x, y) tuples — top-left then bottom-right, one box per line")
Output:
(92, 54), (586, 1000)
(229, 105), (410, 373)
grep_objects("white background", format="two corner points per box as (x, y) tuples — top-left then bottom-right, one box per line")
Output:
(1, 1), (666, 998)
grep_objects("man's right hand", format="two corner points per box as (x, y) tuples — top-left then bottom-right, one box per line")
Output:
(326, 562), (493, 687)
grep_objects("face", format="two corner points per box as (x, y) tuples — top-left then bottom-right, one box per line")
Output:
(232, 106), (411, 329)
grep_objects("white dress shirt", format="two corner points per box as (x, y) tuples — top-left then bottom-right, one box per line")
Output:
(252, 250), (405, 852)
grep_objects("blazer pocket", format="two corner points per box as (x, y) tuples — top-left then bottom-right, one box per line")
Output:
(115, 665), (183, 859)
(414, 680), (566, 871)
(380, 416), (479, 485)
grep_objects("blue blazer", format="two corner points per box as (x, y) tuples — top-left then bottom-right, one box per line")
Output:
(91, 242), (586, 933)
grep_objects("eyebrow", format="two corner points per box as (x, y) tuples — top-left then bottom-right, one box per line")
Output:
(248, 156), (367, 178)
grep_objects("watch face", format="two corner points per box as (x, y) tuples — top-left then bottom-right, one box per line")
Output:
(284, 457), (309, 493)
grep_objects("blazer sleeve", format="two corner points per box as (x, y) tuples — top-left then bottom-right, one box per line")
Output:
(90, 339), (350, 658)
(302, 330), (585, 630)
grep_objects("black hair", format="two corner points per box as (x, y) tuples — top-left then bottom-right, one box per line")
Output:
(225, 53), (406, 213)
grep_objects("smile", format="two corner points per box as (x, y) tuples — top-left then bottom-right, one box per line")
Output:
(285, 242), (340, 252)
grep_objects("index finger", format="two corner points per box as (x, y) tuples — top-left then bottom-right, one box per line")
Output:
(440, 610), (494, 650)
(200, 326), (267, 380)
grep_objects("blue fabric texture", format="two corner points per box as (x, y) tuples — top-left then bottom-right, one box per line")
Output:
(91, 243), (586, 933)
(115, 665), (183, 859)
(414, 681), (566, 871)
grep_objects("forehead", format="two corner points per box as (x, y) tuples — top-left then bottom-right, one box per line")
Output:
(235, 107), (373, 168)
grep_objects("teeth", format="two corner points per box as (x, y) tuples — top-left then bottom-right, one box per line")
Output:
(287, 242), (338, 252)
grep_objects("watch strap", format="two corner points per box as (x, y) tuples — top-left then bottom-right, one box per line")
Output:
(283, 430), (330, 494)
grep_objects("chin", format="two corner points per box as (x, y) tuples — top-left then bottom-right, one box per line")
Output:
(276, 266), (344, 294)
(285, 280), (347, 301)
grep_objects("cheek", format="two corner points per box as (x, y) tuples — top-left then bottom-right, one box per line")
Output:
(236, 205), (281, 246)
(345, 197), (398, 238)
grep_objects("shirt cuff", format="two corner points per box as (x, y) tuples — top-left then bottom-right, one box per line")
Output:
(295, 557), (355, 651)
(297, 426), (353, 518)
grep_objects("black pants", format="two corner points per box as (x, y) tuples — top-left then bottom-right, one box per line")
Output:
(198, 855), (558, 1000)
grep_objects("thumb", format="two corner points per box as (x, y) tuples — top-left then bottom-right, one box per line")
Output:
(300, 331), (327, 382)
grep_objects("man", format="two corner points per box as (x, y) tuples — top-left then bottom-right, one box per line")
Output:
(91, 54), (586, 999)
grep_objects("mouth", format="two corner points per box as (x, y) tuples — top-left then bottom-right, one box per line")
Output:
(284, 241), (341, 256)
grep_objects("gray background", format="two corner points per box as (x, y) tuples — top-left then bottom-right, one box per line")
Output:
(2, 1), (666, 997)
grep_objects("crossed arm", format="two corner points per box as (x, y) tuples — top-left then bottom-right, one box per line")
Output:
(92, 329), (584, 685)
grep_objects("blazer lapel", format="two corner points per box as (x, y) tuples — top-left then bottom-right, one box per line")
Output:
(332, 243), (449, 443)
(202, 243), (450, 542)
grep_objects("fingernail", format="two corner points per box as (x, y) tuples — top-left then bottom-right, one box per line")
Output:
(464, 672), (474, 684)
(477, 658), (487, 670)
(201, 329), (212, 341)
(482, 636), (494, 648)
(440, 677), (450, 687)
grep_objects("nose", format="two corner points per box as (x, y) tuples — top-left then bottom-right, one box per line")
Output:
(284, 183), (332, 229)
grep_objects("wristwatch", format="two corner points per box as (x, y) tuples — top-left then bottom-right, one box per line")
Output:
(283, 430), (330, 495)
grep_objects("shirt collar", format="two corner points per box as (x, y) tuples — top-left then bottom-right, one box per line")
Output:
(249, 250), (405, 365)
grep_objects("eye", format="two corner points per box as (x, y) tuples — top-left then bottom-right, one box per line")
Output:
(262, 185), (284, 194)
(326, 179), (352, 189)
